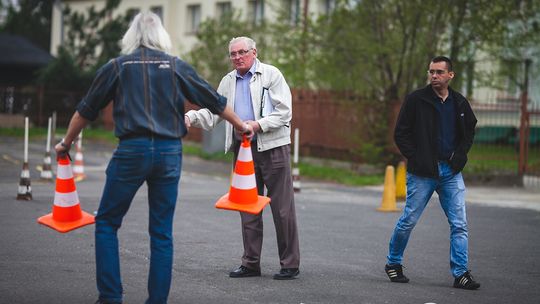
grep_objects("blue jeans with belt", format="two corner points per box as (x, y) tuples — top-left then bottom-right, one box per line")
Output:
(95, 137), (182, 304)
(386, 161), (469, 278)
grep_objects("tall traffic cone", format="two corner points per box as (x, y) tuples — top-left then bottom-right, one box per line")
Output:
(215, 136), (271, 215)
(17, 117), (32, 200)
(377, 165), (400, 212)
(73, 132), (86, 182)
(40, 117), (54, 181)
(395, 161), (406, 201)
(37, 153), (95, 233)
(292, 128), (301, 192)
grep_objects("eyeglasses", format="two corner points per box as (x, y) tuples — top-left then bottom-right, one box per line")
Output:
(427, 69), (447, 75)
(229, 49), (252, 58)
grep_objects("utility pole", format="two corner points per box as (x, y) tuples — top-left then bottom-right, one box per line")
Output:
(518, 58), (531, 175)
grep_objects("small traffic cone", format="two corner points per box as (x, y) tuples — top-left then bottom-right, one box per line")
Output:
(377, 165), (400, 212)
(37, 153), (95, 233)
(215, 136), (271, 215)
(16, 161), (32, 200)
(395, 161), (406, 201)
(73, 134), (86, 182)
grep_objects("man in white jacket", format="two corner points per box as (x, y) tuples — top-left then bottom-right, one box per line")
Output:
(185, 36), (300, 280)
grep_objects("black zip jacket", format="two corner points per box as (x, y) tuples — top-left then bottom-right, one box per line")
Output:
(394, 85), (477, 178)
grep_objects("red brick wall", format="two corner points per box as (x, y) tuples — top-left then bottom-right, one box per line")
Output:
(291, 89), (369, 161)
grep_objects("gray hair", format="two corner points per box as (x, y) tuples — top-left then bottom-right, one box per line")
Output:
(229, 36), (256, 51)
(121, 11), (172, 55)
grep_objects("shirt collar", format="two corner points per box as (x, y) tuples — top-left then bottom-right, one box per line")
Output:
(236, 61), (258, 79)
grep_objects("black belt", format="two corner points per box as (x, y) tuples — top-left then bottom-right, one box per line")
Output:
(119, 133), (175, 140)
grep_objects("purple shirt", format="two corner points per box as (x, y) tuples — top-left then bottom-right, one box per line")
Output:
(234, 62), (257, 121)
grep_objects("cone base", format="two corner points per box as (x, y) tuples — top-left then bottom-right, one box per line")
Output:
(376, 207), (401, 212)
(73, 174), (86, 182)
(215, 193), (271, 215)
(37, 210), (95, 233)
(16, 193), (33, 200)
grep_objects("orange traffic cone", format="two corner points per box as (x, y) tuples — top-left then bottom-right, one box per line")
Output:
(37, 153), (95, 233)
(215, 136), (271, 215)
(377, 165), (400, 212)
(73, 134), (86, 182)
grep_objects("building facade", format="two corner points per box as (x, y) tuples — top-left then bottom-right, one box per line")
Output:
(50, 0), (335, 57)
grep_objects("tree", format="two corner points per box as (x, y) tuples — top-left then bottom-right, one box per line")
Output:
(38, 0), (129, 90)
(185, 0), (540, 163)
(185, 10), (270, 88)
(0, 0), (52, 51)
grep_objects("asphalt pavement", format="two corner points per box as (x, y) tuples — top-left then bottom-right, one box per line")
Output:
(1, 136), (539, 304)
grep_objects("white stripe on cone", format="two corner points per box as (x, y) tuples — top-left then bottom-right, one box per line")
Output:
(20, 169), (30, 178)
(18, 185), (31, 194)
(53, 191), (80, 208)
(75, 152), (83, 161)
(56, 164), (73, 180)
(231, 173), (257, 190)
(237, 145), (252, 162)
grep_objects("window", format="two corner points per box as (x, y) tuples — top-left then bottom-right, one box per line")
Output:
(216, 2), (232, 19)
(284, 0), (300, 25)
(248, 0), (264, 25)
(187, 4), (201, 33)
(150, 6), (163, 21)
(320, 0), (335, 15)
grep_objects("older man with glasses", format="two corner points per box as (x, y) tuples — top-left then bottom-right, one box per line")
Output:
(185, 36), (300, 280)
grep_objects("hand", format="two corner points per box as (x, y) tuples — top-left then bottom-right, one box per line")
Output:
(184, 115), (191, 129)
(237, 123), (254, 139)
(55, 138), (72, 156)
(245, 120), (261, 133)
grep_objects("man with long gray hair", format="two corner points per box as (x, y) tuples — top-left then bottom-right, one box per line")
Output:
(55, 12), (253, 304)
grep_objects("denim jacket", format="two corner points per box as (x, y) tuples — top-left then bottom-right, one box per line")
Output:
(76, 47), (226, 139)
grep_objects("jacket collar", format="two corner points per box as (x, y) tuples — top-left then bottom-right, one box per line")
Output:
(420, 84), (464, 107)
(227, 59), (263, 79)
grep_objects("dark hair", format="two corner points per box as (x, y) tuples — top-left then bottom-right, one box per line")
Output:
(431, 56), (453, 72)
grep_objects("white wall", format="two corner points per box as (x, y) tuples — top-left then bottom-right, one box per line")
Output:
(50, 0), (327, 57)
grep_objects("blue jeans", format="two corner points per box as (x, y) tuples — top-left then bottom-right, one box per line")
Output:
(387, 161), (469, 278)
(95, 137), (182, 304)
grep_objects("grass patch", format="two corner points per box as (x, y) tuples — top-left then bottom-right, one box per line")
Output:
(298, 162), (383, 186)
(7, 127), (537, 185)
(465, 143), (540, 174)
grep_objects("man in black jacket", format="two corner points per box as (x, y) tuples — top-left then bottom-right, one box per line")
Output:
(384, 56), (480, 290)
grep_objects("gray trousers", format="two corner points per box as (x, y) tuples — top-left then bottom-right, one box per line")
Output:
(233, 140), (300, 270)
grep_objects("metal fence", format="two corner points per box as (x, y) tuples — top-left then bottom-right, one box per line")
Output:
(471, 99), (539, 188)
(2, 85), (539, 189)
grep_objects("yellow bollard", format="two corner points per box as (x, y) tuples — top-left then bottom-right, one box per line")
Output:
(377, 165), (400, 212)
(395, 161), (406, 201)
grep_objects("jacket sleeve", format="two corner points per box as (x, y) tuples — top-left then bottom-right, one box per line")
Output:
(394, 94), (416, 159)
(76, 60), (118, 121)
(450, 99), (477, 169)
(176, 59), (226, 116)
(184, 74), (225, 131)
(257, 67), (292, 132)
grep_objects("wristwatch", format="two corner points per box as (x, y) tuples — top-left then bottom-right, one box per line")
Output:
(60, 138), (71, 148)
